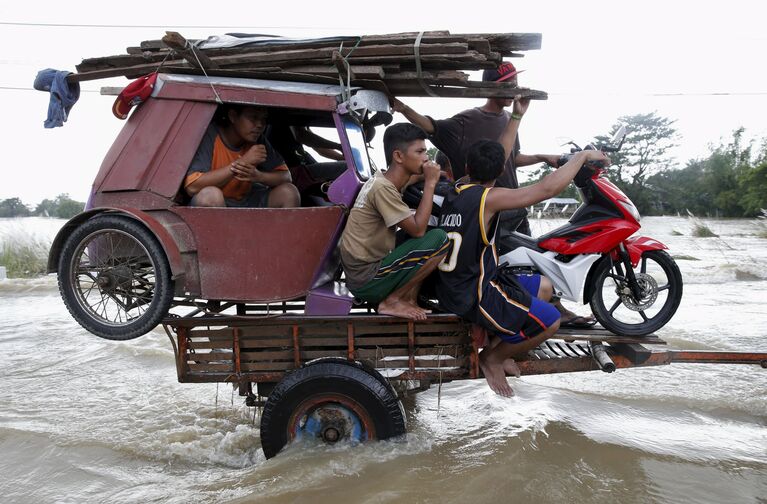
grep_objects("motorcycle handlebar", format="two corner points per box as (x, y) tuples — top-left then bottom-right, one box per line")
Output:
(556, 154), (606, 171)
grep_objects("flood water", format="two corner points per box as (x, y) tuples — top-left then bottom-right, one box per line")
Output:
(1, 216), (766, 503)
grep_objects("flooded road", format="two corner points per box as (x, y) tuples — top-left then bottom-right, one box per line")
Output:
(0, 217), (765, 503)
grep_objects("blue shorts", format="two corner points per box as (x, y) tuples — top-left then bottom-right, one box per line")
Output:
(478, 273), (561, 344)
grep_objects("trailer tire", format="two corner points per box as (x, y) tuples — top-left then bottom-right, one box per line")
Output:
(259, 359), (406, 459)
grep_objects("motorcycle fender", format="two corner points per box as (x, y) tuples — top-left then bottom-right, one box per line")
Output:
(623, 236), (668, 267)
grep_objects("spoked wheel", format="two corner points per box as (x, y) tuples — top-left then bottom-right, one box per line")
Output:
(259, 359), (406, 459)
(589, 250), (682, 336)
(57, 215), (174, 340)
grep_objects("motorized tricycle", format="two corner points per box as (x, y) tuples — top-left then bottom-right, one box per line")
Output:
(48, 72), (766, 459)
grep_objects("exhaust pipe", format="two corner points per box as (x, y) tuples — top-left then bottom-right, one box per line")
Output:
(590, 342), (616, 373)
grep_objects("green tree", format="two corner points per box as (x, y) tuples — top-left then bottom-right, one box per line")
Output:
(522, 163), (579, 199)
(33, 194), (84, 219)
(0, 198), (31, 217)
(594, 112), (678, 214)
(738, 161), (767, 215)
(53, 194), (85, 219)
(646, 128), (767, 217)
(34, 198), (57, 217)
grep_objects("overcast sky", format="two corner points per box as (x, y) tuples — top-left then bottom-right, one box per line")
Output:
(3, 0), (766, 204)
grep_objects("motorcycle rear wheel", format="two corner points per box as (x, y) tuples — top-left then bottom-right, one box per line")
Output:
(589, 250), (682, 336)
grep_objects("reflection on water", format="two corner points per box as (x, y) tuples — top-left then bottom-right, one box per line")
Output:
(0, 217), (766, 503)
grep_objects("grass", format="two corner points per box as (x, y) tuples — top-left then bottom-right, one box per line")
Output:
(0, 240), (49, 278)
(691, 223), (719, 238)
(757, 209), (767, 238)
(685, 210), (719, 238)
(670, 230), (683, 236)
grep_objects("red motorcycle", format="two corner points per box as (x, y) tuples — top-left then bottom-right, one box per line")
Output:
(499, 127), (683, 336)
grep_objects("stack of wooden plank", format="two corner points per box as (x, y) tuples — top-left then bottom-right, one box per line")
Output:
(71, 30), (547, 99)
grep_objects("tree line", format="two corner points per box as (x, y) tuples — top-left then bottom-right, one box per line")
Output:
(0, 194), (85, 219)
(528, 112), (767, 218)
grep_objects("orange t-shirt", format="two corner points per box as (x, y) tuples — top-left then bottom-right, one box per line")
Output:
(185, 125), (287, 201)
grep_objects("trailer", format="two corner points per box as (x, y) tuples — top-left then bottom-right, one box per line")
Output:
(159, 303), (767, 458)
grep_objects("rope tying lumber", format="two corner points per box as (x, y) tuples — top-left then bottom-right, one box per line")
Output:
(414, 31), (439, 97)
(186, 40), (223, 104)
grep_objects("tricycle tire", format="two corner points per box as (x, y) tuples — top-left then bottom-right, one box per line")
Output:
(57, 214), (174, 340)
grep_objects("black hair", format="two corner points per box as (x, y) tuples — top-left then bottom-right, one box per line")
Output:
(213, 104), (268, 126)
(383, 123), (427, 166)
(435, 150), (451, 169)
(466, 140), (506, 182)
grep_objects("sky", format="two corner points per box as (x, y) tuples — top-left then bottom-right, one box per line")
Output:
(3, 1), (767, 205)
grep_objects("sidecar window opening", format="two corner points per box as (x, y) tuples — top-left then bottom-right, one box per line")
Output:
(182, 105), (346, 208)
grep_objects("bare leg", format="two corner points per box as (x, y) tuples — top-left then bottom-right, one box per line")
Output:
(267, 183), (301, 208)
(537, 276), (554, 301)
(485, 277), (553, 376)
(541, 276), (595, 323)
(377, 252), (447, 321)
(479, 319), (561, 397)
(190, 186), (226, 207)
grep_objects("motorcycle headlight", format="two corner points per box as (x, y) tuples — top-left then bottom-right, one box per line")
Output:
(618, 200), (641, 221)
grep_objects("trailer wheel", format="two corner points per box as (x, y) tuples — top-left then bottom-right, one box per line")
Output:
(57, 214), (174, 340)
(259, 359), (406, 459)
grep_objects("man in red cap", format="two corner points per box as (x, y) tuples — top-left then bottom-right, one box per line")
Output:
(392, 61), (561, 235)
(392, 61), (596, 327)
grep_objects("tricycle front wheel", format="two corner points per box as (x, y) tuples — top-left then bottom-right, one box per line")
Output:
(57, 215), (174, 340)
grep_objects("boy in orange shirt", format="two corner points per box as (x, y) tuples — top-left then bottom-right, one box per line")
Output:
(185, 105), (299, 208)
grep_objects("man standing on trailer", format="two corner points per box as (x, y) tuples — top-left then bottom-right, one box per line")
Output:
(436, 96), (610, 396)
(392, 62), (596, 328)
(339, 123), (450, 321)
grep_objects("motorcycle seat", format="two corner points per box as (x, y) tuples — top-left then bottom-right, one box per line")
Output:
(497, 232), (544, 255)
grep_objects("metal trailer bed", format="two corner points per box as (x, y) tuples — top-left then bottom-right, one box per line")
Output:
(160, 303), (767, 458)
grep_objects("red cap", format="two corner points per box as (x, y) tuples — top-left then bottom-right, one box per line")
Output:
(482, 62), (524, 83)
(112, 73), (158, 120)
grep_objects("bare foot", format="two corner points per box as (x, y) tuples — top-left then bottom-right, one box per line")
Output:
(378, 298), (430, 321)
(479, 349), (514, 397)
(554, 301), (595, 324)
(503, 358), (521, 378)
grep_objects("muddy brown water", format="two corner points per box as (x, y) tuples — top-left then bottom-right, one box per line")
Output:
(0, 217), (765, 503)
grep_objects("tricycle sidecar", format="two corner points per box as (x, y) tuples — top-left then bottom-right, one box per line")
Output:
(48, 74), (386, 339)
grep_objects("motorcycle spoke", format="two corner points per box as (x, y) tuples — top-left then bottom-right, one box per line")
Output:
(608, 298), (622, 315)
(657, 284), (670, 292)
(639, 310), (649, 322)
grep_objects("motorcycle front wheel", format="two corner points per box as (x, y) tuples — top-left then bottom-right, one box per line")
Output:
(589, 250), (683, 336)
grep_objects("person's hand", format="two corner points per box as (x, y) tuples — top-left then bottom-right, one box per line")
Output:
(584, 150), (611, 167)
(512, 95), (530, 117)
(542, 154), (562, 167)
(421, 160), (441, 185)
(390, 97), (407, 114)
(230, 160), (261, 182)
(241, 144), (268, 166)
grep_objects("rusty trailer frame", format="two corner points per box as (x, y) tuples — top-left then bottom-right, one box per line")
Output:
(161, 306), (767, 394)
